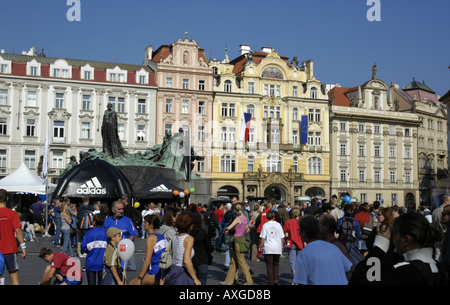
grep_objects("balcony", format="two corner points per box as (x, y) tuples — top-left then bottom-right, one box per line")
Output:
(52, 137), (65, 144)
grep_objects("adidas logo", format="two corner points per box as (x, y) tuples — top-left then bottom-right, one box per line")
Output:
(76, 177), (107, 195)
(150, 184), (172, 192)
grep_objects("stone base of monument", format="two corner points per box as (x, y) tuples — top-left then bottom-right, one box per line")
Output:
(117, 166), (211, 205)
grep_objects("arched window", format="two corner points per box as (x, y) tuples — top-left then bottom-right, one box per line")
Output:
(224, 80), (232, 93)
(248, 155), (254, 172)
(221, 154), (236, 172)
(308, 157), (322, 174)
(310, 87), (317, 99)
(266, 155), (282, 173)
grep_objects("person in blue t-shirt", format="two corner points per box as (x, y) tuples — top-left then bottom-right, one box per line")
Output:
(29, 198), (46, 236)
(103, 201), (138, 270)
(81, 214), (108, 285)
(294, 215), (353, 285)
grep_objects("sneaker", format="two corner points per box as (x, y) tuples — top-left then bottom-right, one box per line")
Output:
(43, 233), (51, 237)
(220, 281), (232, 285)
(78, 253), (86, 258)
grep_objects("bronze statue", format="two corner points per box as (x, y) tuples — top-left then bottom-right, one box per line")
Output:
(101, 102), (126, 159)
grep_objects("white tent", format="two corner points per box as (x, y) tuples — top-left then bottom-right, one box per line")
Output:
(0, 163), (56, 195)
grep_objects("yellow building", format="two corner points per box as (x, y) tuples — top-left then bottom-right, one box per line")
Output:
(209, 45), (330, 204)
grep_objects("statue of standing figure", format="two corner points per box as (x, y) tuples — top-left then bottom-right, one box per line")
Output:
(101, 102), (127, 159)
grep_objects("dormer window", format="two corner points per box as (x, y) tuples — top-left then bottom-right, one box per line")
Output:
(0, 56), (12, 74)
(135, 68), (149, 84)
(50, 59), (72, 79)
(107, 66), (127, 83)
(81, 64), (95, 80)
(27, 59), (41, 76)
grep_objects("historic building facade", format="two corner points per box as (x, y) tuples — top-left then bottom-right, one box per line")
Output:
(0, 47), (157, 181)
(329, 65), (421, 207)
(390, 78), (448, 206)
(149, 36), (214, 179)
(209, 45), (330, 203)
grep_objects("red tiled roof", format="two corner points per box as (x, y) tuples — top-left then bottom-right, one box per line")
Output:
(328, 87), (351, 106)
(230, 51), (291, 74)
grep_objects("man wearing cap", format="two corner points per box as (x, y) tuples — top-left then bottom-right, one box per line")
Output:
(103, 201), (137, 271)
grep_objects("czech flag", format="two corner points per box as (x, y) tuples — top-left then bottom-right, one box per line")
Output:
(240, 113), (252, 142)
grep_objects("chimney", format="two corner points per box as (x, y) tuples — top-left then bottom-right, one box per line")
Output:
(0, 49), (4, 54)
(261, 46), (271, 54)
(239, 44), (251, 55)
(145, 45), (153, 61)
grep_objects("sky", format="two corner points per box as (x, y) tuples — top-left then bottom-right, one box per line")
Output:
(1, 0), (449, 96)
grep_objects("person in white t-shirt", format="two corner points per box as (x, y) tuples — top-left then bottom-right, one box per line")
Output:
(140, 205), (154, 239)
(258, 210), (284, 285)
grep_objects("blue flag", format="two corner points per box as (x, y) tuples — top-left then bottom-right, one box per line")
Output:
(300, 115), (308, 144)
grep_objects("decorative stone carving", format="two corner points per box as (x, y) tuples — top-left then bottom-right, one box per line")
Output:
(48, 108), (72, 121)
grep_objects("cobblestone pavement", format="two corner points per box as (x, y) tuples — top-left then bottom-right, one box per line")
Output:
(2, 232), (294, 286)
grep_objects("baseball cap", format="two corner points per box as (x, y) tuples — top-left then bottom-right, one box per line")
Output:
(107, 227), (125, 238)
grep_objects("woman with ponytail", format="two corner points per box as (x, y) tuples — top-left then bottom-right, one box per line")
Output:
(350, 211), (449, 285)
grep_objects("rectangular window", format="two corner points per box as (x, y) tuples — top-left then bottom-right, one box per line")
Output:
(138, 99), (146, 114)
(264, 84), (268, 96)
(315, 109), (321, 122)
(52, 152), (64, 169)
(374, 145), (380, 157)
(229, 103), (236, 117)
(30, 66), (37, 76)
(221, 127), (227, 142)
(308, 132), (314, 145)
(359, 144), (365, 156)
(405, 147), (411, 159)
(340, 122), (346, 131)
(293, 130), (298, 145)
(117, 98), (125, 112)
(53, 68), (60, 78)
(61, 69), (69, 78)
(293, 86), (298, 97)
(271, 128), (280, 143)
(248, 128), (255, 143)
(182, 79), (189, 89)
(0, 118), (7, 135)
(221, 103), (228, 117)
(117, 74), (124, 82)
(229, 127), (236, 143)
(0, 89), (7, 105)
(340, 169), (347, 181)
(81, 122), (90, 139)
(374, 125), (380, 134)
(389, 126), (395, 135)
(27, 91), (37, 107)
(0, 64), (8, 74)
(361, 194), (367, 204)
(248, 82), (254, 94)
(53, 121), (65, 140)
(82, 95), (91, 110)
(376, 194), (382, 202)
(198, 80), (205, 90)
(197, 160), (205, 172)
(182, 100), (189, 114)
(308, 109), (314, 122)
(358, 123), (365, 133)
(405, 171), (411, 183)
(26, 119), (35, 136)
(165, 99), (173, 113)
(139, 75), (146, 84)
(137, 125), (145, 141)
(374, 170), (380, 182)
(108, 97), (116, 111)
(55, 93), (64, 108)
(0, 150), (6, 167)
(269, 84), (275, 97)
(24, 150), (36, 169)
(198, 101), (205, 115)
(118, 124), (125, 140)
(166, 77), (173, 88)
(315, 132), (322, 146)
(390, 171), (396, 183)
(340, 144), (346, 155)
(359, 170), (365, 182)
(164, 124), (172, 136)
(84, 71), (91, 80)
(389, 146), (395, 158)
(197, 126), (205, 142)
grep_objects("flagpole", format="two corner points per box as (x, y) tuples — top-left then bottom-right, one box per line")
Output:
(43, 121), (50, 235)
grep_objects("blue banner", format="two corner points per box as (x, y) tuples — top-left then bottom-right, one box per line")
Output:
(300, 115), (308, 144)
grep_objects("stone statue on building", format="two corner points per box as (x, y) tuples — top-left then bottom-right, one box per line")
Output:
(372, 63), (377, 80)
(59, 155), (77, 177)
(37, 155), (43, 176)
(102, 102), (127, 159)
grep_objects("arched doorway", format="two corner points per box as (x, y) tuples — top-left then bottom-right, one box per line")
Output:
(405, 192), (416, 210)
(264, 185), (286, 202)
(217, 185), (239, 199)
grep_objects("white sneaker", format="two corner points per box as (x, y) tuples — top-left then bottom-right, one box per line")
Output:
(43, 233), (51, 237)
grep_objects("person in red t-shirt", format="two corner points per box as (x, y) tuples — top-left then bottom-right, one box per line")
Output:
(38, 247), (82, 285)
(284, 207), (304, 275)
(213, 203), (225, 251)
(0, 189), (27, 285)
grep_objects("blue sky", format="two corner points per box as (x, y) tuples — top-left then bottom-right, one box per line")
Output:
(1, 0), (449, 96)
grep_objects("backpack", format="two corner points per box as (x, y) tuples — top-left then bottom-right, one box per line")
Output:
(130, 208), (142, 229)
(210, 212), (220, 228)
(339, 217), (355, 244)
(345, 242), (365, 267)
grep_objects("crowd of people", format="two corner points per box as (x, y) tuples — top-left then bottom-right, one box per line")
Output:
(1, 190), (450, 285)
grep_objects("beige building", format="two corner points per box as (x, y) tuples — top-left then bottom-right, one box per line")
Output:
(209, 45), (330, 203)
(391, 78), (448, 206)
(329, 65), (421, 207)
(0, 47), (157, 181)
(149, 36), (214, 179)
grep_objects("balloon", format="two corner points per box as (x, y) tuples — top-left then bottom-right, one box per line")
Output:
(179, 192), (185, 198)
(338, 199), (343, 204)
(118, 239), (135, 262)
(353, 197), (358, 201)
(134, 202), (140, 209)
(189, 187), (196, 194)
(184, 189), (189, 196)
(173, 190), (179, 196)
(344, 195), (351, 203)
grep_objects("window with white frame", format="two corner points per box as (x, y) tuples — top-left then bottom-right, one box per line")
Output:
(139, 75), (146, 84)
(293, 108), (298, 121)
(359, 144), (365, 156)
(27, 91), (37, 107)
(308, 109), (314, 122)
(389, 126), (395, 135)
(229, 103), (236, 117)
(108, 97), (116, 111)
(0, 89), (7, 105)
(55, 93), (64, 108)
(374, 170), (380, 182)
(405, 171), (411, 183)
(81, 122), (91, 139)
(374, 145), (380, 157)
(26, 119), (35, 137)
(391, 193), (397, 204)
(197, 159), (205, 172)
(376, 194), (382, 202)
(404, 128), (410, 137)
(0, 150), (6, 167)
(118, 124), (125, 140)
(267, 155), (282, 173)
(84, 71), (91, 80)
(315, 109), (321, 122)
(315, 132), (322, 146)
(293, 156), (298, 173)
(405, 147), (411, 159)
(199, 101), (205, 115)
(340, 143), (346, 155)
(340, 122), (346, 131)
(374, 125), (380, 134)
(164, 124), (172, 136)
(293, 86), (298, 97)
(165, 99), (173, 113)
(360, 193), (367, 203)
(310, 87), (317, 99)
(229, 127), (236, 143)
(199, 80), (205, 91)
(248, 104), (255, 117)
(0, 64), (8, 74)
(137, 99), (146, 114)
(221, 127), (227, 142)
(390, 171), (396, 183)
(248, 82), (254, 94)
(340, 169), (347, 181)
(197, 126), (205, 142)
(166, 77), (173, 88)
(293, 130), (298, 145)
(27, 60), (41, 76)
(263, 106), (268, 118)
(52, 151), (64, 169)
(221, 154), (236, 172)
(358, 123), (365, 133)
(308, 157), (322, 175)
(271, 128), (280, 143)
(359, 170), (365, 182)
(224, 80), (232, 93)
(183, 79), (189, 89)
(248, 128), (255, 143)
(24, 150), (36, 169)
(82, 95), (91, 110)
(53, 121), (65, 140)
(81, 64), (94, 80)
(137, 125), (145, 141)
(0, 118), (7, 135)
(389, 146), (395, 158)
(248, 155), (254, 172)
(275, 85), (281, 97)
(308, 132), (314, 145)
(117, 97), (125, 112)
(182, 100), (189, 114)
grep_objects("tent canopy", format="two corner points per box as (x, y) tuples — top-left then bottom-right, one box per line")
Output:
(133, 173), (183, 200)
(0, 163), (55, 195)
(52, 160), (132, 199)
